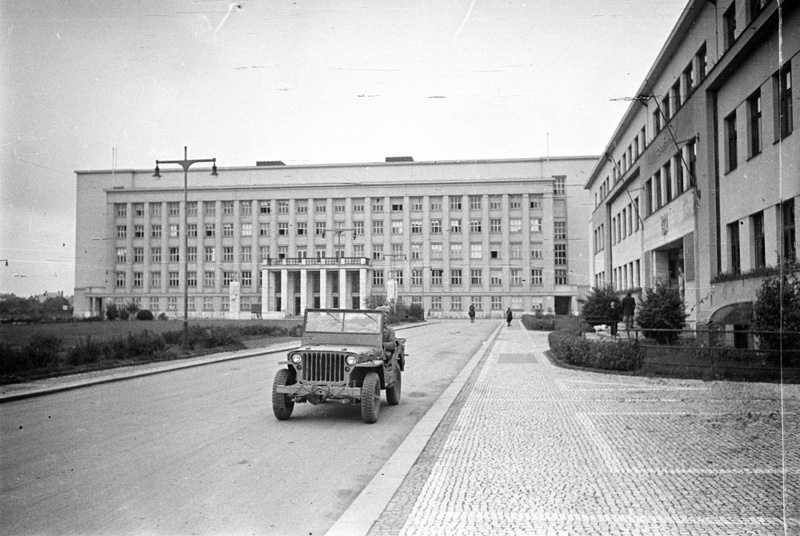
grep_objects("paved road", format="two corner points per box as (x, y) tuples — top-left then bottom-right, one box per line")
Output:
(0, 320), (498, 536)
(368, 326), (800, 535)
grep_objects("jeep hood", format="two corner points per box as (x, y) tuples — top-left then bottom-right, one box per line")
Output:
(296, 344), (381, 356)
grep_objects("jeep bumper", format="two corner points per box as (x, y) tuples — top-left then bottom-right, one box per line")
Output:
(275, 383), (362, 399)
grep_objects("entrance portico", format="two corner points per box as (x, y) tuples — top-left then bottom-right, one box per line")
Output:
(261, 257), (371, 318)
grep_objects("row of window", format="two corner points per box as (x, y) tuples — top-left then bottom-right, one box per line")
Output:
(643, 141), (696, 218)
(724, 65), (793, 173)
(723, 0), (771, 53)
(593, 259), (642, 292)
(728, 198), (796, 274)
(113, 190), (564, 220)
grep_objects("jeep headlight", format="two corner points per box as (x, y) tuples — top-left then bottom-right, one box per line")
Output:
(289, 353), (302, 364)
(345, 355), (358, 366)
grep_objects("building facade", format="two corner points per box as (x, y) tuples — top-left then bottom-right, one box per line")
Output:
(74, 156), (597, 319)
(585, 0), (799, 331)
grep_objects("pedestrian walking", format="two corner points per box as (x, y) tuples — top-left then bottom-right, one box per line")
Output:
(506, 307), (513, 327)
(468, 304), (475, 323)
(608, 301), (618, 337)
(621, 292), (636, 336)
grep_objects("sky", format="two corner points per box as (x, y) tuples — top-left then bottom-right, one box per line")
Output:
(0, 0), (688, 298)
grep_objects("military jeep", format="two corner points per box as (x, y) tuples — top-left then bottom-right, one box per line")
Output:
(272, 308), (405, 424)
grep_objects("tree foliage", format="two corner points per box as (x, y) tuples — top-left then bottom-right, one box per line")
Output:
(751, 263), (800, 365)
(636, 282), (687, 344)
(579, 285), (622, 326)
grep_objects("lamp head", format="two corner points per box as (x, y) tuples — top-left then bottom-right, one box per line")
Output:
(211, 160), (218, 176)
(153, 164), (161, 178)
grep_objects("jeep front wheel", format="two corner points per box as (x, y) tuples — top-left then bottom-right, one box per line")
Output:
(386, 367), (401, 406)
(272, 369), (295, 421)
(361, 371), (381, 424)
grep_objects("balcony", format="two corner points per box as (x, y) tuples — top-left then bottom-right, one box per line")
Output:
(262, 257), (370, 267)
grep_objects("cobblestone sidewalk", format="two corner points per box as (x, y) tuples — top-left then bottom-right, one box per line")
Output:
(369, 323), (800, 535)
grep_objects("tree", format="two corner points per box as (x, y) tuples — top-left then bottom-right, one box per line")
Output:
(636, 282), (687, 344)
(751, 263), (800, 365)
(580, 285), (622, 327)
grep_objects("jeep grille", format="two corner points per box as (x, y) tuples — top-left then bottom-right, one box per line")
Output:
(301, 352), (346, 383)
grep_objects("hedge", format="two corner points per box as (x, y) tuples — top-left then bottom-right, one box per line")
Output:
(548, 330), (642, 371)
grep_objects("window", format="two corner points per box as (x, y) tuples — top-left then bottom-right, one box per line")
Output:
(530, 243), (543, 259)
(450, 296), (462, 311)
(222, 246), (233, 262)
(407, 197), (421, 211)
(241, 271), (252, 286)
(529, 218), (541, 233)
(204, 223), (215, 237)
(469, 195), (482, 210)
(313, 222), (325, 237)
(151, 247), (162, 263)
(204, 201), (216, 217)
(749, 0), (767, 21)
(187, 202), (198, 217)
(555, 269), (568, 285)
(222, 201), (233, 215)
(372, 220), (383, 235)
(203, 297), (214, 311)
(490, 270), (502, 285)
(132, 272), (143, 288)
(449, 219), (461, 233)
(431, 243), (443, 259)
(241, 246), (251, 262)
(470, 269), (482, 285)
(314, 200), (326, 213)
(151, 225), (162, 238)
(133, 203), (144, 217)
(510, 243), (522, 259)
(372, 271), (384, 286)
(531, 268), (543, 285)
(451, 269), (462, 285)
(315, 248), (325, 259)
(295, 200), (308, 213)
(372, 198), (384, 212)
(664, 161), (672, 203)
(133, 247), (144, 263)
(554, 221), (566, 240)
(752, 211), (766, 268)
(728, 221), (741, 274)
(205, 246), (215, 262)
(391, 200), (403, 212)
(530, 196), (542, 209)
(724, 3), (736, 51)
(116, 248), (127, 263)
(431, 269), (443, 285)
(661, 95), (671, 124)
(187, 247), (197, 262)
(372, 244), (383, 260)
(167, 224), (178, 238)
(187, 224), (197, 238)
(470, 243), (482, 259)
(554, 244), (567, 266)
(431, 220), (442, 234)
(411, 220), (423, 234)
(352, 199), (364, 212)
(169, 271), (179, 287)
(223, 271), (235, 286)
(553, 176), (565, 195)
(150, 271), (161, 288)
(653, 108), (662, 134)
(259, 223), (269, 236)
(260, 246), (269, 260)
(775, 66), (793, 140)
(204, 270), (215, 287)
(490, 244), (501, 259)
(241, 223), (252, 237)
(185, 270), (196, 287)
(491, 296), (502, 310)
(688, 140), (697, 187)
(278, 222), (288, 236)
(334, 199), (346, 213)
(259, 200), (271, 214)
(115, 203), (127, 217)
(449, 196), (462, 211)
(448, 242), (461, 259)
(470, 296), (482, 310)
(353, 221), (364, 236)
(430, 296), (442, 310)
(510, 269), (522, 286)
(783, 199), (796, 262)
(509, 219), (522, 233)
(697, 44), (707, 82)
(392, 221), (403, 234)
(509, 195), (521, 210)
(240, 201), (252, 216)
(672, 80), (682, 112)
(296, 222), (307, 236)
(654, 171), (663, 209)
(489, 196), (501, 210)
(683, 61), (694, 96)
(469, 219), (481, 233)
(169, 247), (179, 262)
(277, 246), (287, 258)
(410, 243), (421, 260)
(411, 269), (422, 285)
(725, 110), (738, 172)
(222, 223), (233, 237)
(748, 90), (762, 158)
(277, 200), (289, 214)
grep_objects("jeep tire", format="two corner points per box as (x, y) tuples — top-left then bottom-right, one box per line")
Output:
(272, 368), (295, 421)
(361, 371), (381, 424)
(386, 367), (401, 406)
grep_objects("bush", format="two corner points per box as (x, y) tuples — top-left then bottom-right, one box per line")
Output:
(548, 331), (641, 371)
(636, 282), (688, 344)
(0, 343), (29, 374)
(67, 336), (104, 366)
(158, 312), (168, 321)
(580, 285), (622, 327)
(26, 334), (64, 369)
(118, 309), (130, 320)
(136, 310), (155, 321)
(105, 303), (119, 321)
(751, 262), (800, 365)
(520, 314), (555, 331)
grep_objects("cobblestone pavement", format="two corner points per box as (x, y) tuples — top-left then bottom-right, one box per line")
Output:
(369, 323), (799, 536)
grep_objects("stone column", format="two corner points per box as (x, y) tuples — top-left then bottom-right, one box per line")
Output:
(359, 267), (367, 309)
(339, 268), (347, 309)
(300, 268), (308, 316)
(320, 268), (328, 308)
(280, 268), (289, 313)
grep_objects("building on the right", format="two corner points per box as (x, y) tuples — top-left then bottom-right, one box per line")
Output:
(585, 0), (798, 333)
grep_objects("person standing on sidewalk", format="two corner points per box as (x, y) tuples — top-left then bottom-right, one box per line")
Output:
(621, 292), (636, 336)
(506, 307), (513, 327)
(468, 304), (476, 323)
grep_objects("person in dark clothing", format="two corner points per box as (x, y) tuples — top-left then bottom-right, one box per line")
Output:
(506, 307), (513, 327)
(468, 304), (476, 323)
(621, 292), (636, 335)
(608, 301), (618, 337)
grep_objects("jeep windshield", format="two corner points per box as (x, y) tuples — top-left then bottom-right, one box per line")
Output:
(305, 311), (383, 334)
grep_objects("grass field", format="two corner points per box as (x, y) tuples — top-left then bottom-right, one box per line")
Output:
(0, 318), (302, 348)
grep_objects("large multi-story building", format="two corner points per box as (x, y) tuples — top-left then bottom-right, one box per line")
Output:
(586, 0), (799, 332)
(74, 156), (596, 319)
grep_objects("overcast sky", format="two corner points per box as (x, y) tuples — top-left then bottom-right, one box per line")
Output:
(0, 0), (687, 297)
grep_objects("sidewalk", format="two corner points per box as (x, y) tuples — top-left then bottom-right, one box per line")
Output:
(335, 321), (799, 536)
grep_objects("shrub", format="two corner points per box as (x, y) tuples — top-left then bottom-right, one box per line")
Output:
(136, 310), (155, 321)
(158, 312), (168, 320)
(0, 343), (29, 374)
(407, 303), (425, 321)
(118, 309), (130, 321)
(105, 303), (119, 321)
(67, 336), (104, 366)
(520, 314), (555, 331)
(636, 282), (688, 344)
(26, 334), (64, 368)
(751, 262), (800, 365)
(579, 285), (622, 327)
(548, 331), (641, 371)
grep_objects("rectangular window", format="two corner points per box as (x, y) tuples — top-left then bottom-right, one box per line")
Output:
(724, 3), (736, 51)
(391, 200), (403, 212)
(204, 223), (215, 237)
(697, 43), (707, 81)
(508, 195), (522, 210)
(152, 203), (163, 218)
(529, 218), (541, 233)
(509, 219), (522, 233)
(470, 219), (482, 233)
(672, 80), (682, 112)
(151, 225), (162, 238)
(259, 200), (271, 214)
(451, 269), (462, 286)
(490, 270), (502, 285)
(352, 221), (364, 236)
(151, 247), (162, 263)
(783, 198), (797, 262)
(277, 246), (287, 259)
(296, 222), (307, 236)
(450, 296), (462, 311)
(241, 223), (252, 237)
(490, 244), (501, 259)
(259, 223), (269, 236)
(530, 243), (543, 259)
(260, 246), (269, 260)
(169, 247), (179, 262)
(411, 220), (423, 234)
(203, 297), (214, 311)
(132, 272), (143, 288)
(553, 176), (566, 195)
(470, 243), (482, 260)
(491, 296), (502, 310)
(653, 108), (662, 134)
(411, 197), (423, 211)
(531, 268), (543, 285)
(116, 248), (127, 263)
(431, 220), (442, 234)
(314, 200), (326, 213)
(352, 199), (365, 212)
(275, 200), (288, 214)
(169, 271), (180, 287)
(372, 198), (384, 212)
(664, 161), (673, 202)
(133, 247), (144, 263)
(186, 202), (198, 217)
(554, 244), (567, 266)
(510, 268), (522, 285)
(222, 271), (235, 286)
(204, 270), (215, 287)
(133, 203), (144, 217)
(748, 90), (762, 158)
(725, 111), (738, 173)
(450, 242), (462, 259)
(729, 221), (741, 274)
(530, 196), (542, 209)
(241, 271), (252, 287)
(449, 196), (462, 211)
(150, 271), (161, 288)
(241, 246), (251, 262)
(489, 196), (501, 210)
(775, 66), (793, 140)
(278, 223), (288, 236)
(222, 223), (234, 237)
(410, 243), (421, 260)
(186, 271), (197, 287)
(205, 246), (215, 262)
(222, 201), (234, 215)
(187, 224), (197, 238)
(430, 243), (443, 259)
(429, 197), (442, 211)
(372, 271), (384, 286)
(372, 220), (383, 235)
(334, 199), (346, 213)
(749, 0), (767, 21)
(554, 221), (566, 240)
(187, 247), (197, 262)
(752, 211), (766, 268)
(204, 201), (216, 217)
(554, 269), (568, 285)
(510, 243), (522, 259)
(430, 296), (442, 310)
(661, 95), (671, 123)
(683, 61), (694, 96)
(470, 269), (482, 285)
(470, 296), (482, 311)
(314, 222), (326, 236)
(431, 269), (443, 286)
(167, 224), (178, 238)
(449, 219), (461, 233)
(222, 247), (233, 262)
(392, 221), (403, 234)
(240, 201), (252, 216)
(469, 195), (482, 210)
(133, 224), (143, 238)
(372, 244), (383, 260)
(115, 203), (127, 217)
(411, 269), (422, 285)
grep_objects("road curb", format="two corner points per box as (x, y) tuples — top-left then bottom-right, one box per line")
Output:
(325, 321), (505, 536)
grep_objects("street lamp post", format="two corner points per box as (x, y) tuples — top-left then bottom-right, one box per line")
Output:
(154, 147), (218, 349)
